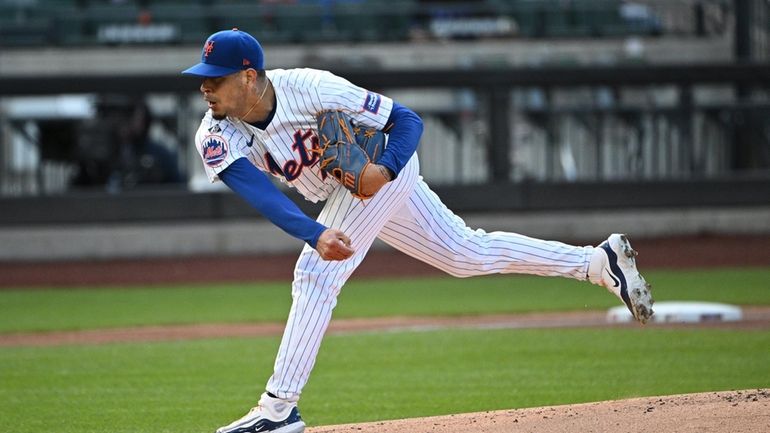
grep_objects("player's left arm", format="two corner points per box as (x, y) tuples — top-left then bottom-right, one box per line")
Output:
(316, 71), (423, 194)
(356, 102), (423, 196)
(378, 102), (423, 179)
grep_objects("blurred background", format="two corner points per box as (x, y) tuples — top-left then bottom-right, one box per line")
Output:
(0, 0), (768, 267)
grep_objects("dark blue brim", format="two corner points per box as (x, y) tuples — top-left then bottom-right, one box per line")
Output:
(182, 62), (240, 77)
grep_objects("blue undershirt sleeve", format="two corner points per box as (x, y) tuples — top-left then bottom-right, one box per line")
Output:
(219, 158), (327, 248)
(379, 102), (423, 179)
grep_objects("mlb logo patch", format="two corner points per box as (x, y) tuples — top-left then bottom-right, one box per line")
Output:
(363, 92), (381, 114)
(202, 135), (228, 167)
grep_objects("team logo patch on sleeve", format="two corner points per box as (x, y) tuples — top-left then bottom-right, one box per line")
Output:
(201, 135), (228, 167)
(363, 92), (381, 114)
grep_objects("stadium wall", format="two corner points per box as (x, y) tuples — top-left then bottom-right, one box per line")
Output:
(2, 205), (769, 261)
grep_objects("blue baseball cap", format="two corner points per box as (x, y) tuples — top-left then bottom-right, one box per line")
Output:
(182, 28), (264, 77)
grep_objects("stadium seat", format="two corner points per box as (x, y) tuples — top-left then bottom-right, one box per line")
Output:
(149, 2), (210, 44)
(0, 19), (51, 46)
(0, 0), (51, 46)
(50, 6), (88, 45)
(333, 1), (381, 42)
(209, 3), (267, 40)
(333, 0), (416, 43)
(270, 3), (327, 43)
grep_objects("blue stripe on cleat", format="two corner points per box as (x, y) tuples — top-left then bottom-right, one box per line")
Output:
(601, 242), (632, 315)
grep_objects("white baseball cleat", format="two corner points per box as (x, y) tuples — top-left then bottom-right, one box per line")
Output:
(588, 234), (654, 324)
(215, 392), (305, 433)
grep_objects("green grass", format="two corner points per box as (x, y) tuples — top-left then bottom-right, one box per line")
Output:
(1, 268), (769, 333)
(1, 327), (768, 433)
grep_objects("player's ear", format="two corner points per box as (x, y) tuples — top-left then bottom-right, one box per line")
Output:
(244, 68), (258, 87)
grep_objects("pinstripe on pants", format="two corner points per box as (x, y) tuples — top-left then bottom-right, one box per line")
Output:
(266, 155), (593, 399)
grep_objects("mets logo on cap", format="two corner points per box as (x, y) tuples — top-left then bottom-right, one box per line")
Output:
(204, 41), (215, 57)
(202, 134), (228, 167)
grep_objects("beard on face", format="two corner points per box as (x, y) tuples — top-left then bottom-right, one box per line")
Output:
(212, 112), (226, 120)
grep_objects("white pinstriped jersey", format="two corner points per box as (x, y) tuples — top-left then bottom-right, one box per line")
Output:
(194, 68), (393, 203)
(188, 66), (602, 405)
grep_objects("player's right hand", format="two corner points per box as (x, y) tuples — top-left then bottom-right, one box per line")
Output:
(315, 228), (355, 261)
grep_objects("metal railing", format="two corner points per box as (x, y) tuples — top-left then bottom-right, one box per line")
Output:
(1, 62), (768, 199)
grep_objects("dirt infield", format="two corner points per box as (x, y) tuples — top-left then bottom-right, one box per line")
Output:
(2, 307), (770, 347)
(2, 234), (770, 288)
(308, 390), (770, 433)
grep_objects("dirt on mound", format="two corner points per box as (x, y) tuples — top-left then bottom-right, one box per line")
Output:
(308, 389), (770, 433)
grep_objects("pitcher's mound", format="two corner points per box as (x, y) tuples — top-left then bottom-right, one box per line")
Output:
(308, 389), (769, 433)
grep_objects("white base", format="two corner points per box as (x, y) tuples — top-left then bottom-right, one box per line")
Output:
(607, 301), (743, 324)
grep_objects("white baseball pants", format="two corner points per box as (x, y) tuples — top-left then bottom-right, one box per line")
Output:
(266, 155), (594, 400)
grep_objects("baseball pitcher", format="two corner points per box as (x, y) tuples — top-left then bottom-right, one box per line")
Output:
(182, 29), (654, 433)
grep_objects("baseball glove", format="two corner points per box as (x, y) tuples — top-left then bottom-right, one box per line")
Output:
(352, 123), (386, 163)
(315, 110), (386, 199)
